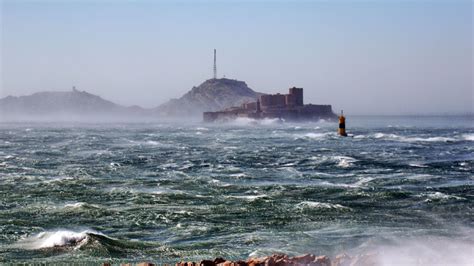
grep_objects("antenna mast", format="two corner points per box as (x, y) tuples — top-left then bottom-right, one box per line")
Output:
(213, 49), (217, 79)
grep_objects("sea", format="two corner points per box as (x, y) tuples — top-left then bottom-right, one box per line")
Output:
(0, 116), (472, 264)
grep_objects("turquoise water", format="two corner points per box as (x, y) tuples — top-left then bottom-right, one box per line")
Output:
(0, 116), (472, 263)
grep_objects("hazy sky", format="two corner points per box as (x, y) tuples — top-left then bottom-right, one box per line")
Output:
(1, 0), (472, 114)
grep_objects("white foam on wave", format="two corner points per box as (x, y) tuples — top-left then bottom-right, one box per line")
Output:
(278, 166), (303, 177)
(408, 163), (428, 168)
(64, 202), (99, 209)
(18, 229), (101, 249)
(334, 156), (357, 168)
(260, 118), (281, 125)
(44, 176), (75, 184)
(352, 177), (375, 187)
(372, 133), (456, 142)
(319, 176), (374, 188)
(296, 201), (350, 210)
(297, 132), (333, 140)
(208, 179), (232, 187)
(230, 117), (281, 126)
(407, 136), (455, 142)
(226, 194), (268, 201)
(230, 173), (248, 179)
(161, 162), (179, 169)
(422, 192), (465, 202)
(461, 133), (474, 141)
(404, 174), (436, 180)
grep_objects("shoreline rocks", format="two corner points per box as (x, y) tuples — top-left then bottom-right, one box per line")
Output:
(105, 252), (377, 266)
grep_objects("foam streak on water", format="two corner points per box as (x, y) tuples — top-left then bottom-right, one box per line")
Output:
(0, 116), (472, 263)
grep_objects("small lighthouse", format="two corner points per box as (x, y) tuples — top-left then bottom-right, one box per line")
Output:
(338, 110), (348, 137)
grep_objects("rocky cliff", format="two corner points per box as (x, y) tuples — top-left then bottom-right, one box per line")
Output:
(156, 78), (264, 116)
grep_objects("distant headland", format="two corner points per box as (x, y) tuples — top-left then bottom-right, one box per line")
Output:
(0, 78), (337, 122)
(0, 78), (266, 121)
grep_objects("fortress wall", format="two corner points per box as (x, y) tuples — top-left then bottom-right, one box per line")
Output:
(260, 94), (286, 110)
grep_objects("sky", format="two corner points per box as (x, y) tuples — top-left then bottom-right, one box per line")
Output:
(1, 0), (472, 115)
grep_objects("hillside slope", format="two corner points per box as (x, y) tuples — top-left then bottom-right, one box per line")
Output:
(156, 78), (264, 116)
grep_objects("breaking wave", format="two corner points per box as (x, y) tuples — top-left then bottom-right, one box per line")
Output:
(63, 202), (100, 209)
(421, 192), (465, 202)
(461, 133), (474, 141)
(297, 132), (334, 140)
(230, 117), (282, 126)
(333, 156), (357, 168)
(296, 201), (351, 210)
(372, 133), (456, 142)
(15, 229), (153, 257)
(18, 230), (101, 250)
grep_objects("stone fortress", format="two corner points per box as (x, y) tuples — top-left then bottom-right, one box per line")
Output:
(203, 87), (336, 122)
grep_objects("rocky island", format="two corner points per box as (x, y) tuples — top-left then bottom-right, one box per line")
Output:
(156, 78), (264, 117)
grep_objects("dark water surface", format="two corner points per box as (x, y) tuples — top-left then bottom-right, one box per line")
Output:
(0, 116), (472, 263)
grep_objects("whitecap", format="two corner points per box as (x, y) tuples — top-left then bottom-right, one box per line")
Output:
(372, 133), (455, 142)
(352, 177), (375, 186)
(296, 201), (350, 210)
(461, 133), (474, 141)
(230, 173), (248, 179)
(374, 132), (388, 139)
(64, 202), (100, 209)
(18, 230), (101, 249)
(405, 174), (436, 180)
(408, 163), (428, 168)
(405, 136), (455, 142)
(297, 132), (333, 140)
(161, 162), (178, 168)
(278, 166), (303, 177)
(319, 177), (371, 188)
(334, 156), (357, 168)
(260, 118), (281, 125)
(229, 117), (260, 126)
(422, 192), (465, 202)
(223, 146), (238, 150)
(226, 194), (268, 201)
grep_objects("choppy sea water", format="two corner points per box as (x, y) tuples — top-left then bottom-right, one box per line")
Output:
(0, 116), (473, 264)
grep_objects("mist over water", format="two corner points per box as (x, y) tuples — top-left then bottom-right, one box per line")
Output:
(0, 116), (472, 264)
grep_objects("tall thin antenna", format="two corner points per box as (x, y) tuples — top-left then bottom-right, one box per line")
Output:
(213, 49), (217, 79)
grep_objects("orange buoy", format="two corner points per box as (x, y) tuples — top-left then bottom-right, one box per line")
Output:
(338, 110), (347, 137)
